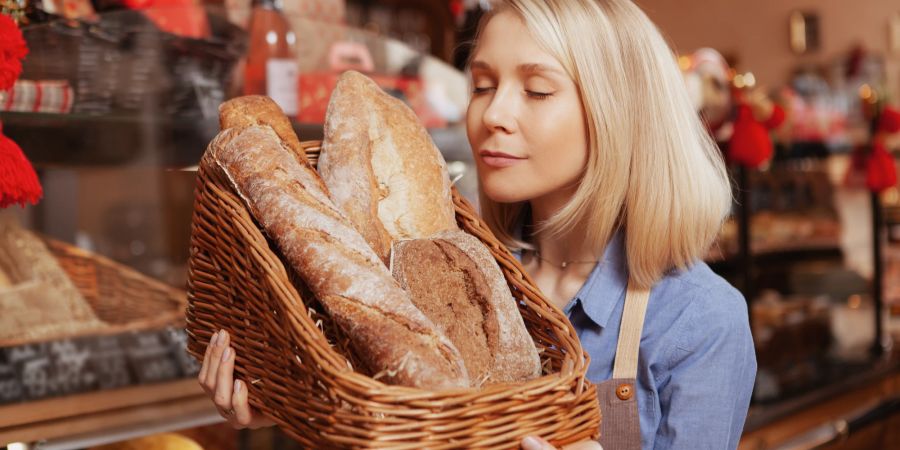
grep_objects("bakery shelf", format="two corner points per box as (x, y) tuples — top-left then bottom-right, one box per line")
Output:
(0, 377), (221, 447)
(1, 111), (471, 170)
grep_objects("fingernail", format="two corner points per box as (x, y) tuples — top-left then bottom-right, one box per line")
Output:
(219, 330), (229, 346)
(234, 380), (242, 393)
(522, 436), (543, 450)
(222, 347), (232, 361)
(210, 331), (219, 346)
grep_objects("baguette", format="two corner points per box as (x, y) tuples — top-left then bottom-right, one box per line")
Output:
(318, 70), (458, 264)
(219, 96), (307, 165)
(204, 124), (470, 390)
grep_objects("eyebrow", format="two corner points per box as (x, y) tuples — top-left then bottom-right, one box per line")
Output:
(470, 60), (566, 77)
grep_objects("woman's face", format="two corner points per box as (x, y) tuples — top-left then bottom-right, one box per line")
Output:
(466, 10), (589, 204)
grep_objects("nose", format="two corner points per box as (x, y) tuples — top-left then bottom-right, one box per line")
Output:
(481, 87), (517, 134)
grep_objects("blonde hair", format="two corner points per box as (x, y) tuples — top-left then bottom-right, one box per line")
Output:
(471, 0), (732, 289)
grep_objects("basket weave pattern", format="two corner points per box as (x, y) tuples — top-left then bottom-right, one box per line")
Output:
(185, 141), (601, 449)
(0, 237), (186, 347)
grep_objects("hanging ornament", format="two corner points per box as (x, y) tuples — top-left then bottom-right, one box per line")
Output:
(878, 106), (900, 134)
(0, 11), (41, 208)
(0, 123), (42, 207)
(866, 139), (897, 193)
(728, 104), (774, 168)
(0, 12), (26, 90)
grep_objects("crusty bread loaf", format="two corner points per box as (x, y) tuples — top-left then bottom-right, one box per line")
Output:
(392, 230), (542, 385)
(318, 70), (458, 264)
(219, 96), (306, 165)
(205, 124), (470, 390)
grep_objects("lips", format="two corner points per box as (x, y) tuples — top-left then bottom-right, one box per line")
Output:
(479, 149), (526, 168)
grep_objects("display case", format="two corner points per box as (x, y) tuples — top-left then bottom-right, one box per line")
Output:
(0, 5), (474, 448)
(712, 126), (900, 448)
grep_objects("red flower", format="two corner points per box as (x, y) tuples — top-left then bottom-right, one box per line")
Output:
(0, 13), (28, 91)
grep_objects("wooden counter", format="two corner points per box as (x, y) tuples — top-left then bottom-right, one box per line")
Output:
(740, 360), (900, 449)
(0, 378), (222, 448)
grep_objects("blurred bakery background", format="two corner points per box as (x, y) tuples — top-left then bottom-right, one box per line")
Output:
(0, 0), (899, 449)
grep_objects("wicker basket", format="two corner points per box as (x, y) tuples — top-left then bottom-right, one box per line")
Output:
(185, 140), (601, 449)
(0, 237), (187, 348)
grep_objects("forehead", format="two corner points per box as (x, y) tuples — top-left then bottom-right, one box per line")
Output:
(472, 10), (562, 71)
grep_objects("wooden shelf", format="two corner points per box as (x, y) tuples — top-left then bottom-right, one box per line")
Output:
(0, 378), (222, 446)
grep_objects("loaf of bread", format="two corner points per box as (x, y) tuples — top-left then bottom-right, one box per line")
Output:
(392, 230), (542, 385)
(0, 217), (106, 343)
(318, 70), (458, 264)
(205, 123), (470, 390)
(219, 96), (306, 165)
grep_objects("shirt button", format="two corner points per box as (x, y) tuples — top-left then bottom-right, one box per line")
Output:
(616, 383), (634, 401)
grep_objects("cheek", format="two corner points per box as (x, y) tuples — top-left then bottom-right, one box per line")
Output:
(466, 100), (485, 153)
(525, 107), (589, 188)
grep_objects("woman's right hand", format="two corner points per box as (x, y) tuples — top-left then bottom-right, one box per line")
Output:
(198, 329), (276, 429)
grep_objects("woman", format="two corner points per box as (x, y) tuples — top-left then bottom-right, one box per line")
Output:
(199, 1), (757, 449)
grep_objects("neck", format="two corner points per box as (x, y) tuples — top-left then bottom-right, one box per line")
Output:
(526, 187), (602, 273)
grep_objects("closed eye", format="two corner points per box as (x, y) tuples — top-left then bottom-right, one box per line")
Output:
(526, 91), (553, 100)
(473, 86), (496, 95)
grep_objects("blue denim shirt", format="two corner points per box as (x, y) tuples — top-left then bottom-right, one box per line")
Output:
(516, 233), (756, 449)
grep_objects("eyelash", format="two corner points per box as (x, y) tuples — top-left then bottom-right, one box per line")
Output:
(527, 91), (552, 100)
(471, 87), (553, 100)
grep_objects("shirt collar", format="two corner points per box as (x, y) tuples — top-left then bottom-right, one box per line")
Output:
(567, 231), (628, 329)
(510, 217), (628, 329)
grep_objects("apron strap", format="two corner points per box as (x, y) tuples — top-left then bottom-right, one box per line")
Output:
(612, 280), (651, 379)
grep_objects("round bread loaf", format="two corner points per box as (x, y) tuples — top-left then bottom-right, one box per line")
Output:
(392, 229), (542, 386)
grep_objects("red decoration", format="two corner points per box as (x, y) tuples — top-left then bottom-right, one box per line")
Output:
(140, 0), (210, 39)
(0, 123), (42, 208)
(450, 0), (465, 21)
(0, 13), (41, 208)
(763, 104), (786, 130)
(865, 139), (897, 193)
(0, 14), (27, 91)
(123, 0), (155, 9)
(878, 106), (900, 134)
(728, 104), (774, 168)
(297, 72), (446, 128)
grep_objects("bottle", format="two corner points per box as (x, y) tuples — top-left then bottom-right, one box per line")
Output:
(242, 0), (298, 115)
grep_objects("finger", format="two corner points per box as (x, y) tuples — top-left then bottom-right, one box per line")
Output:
(231, 379), (252, 428)
(561, 440), (603, 450)
(203, 329), (230, 389)
(197, 330), (218, 388)
(522, 436), (555, 450)
(213, 345), (235, 412)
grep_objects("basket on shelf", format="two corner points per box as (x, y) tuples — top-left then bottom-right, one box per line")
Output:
(0, 236), (187, 348)
(45, 237), (187, 330)
(19, 9), (245, 117)
(185, 140), (601, 449)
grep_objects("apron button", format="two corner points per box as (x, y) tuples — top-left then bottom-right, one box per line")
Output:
(616, 383), (634, 401)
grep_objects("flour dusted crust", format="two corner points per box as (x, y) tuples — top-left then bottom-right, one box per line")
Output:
(205, 124), (469, 390)
(219, 96), (307, 165)
(392, 230), (542, 385)
(318, 70), (458, 264)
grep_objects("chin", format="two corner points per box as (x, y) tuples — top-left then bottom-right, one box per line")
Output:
(479, 174), (535, 204)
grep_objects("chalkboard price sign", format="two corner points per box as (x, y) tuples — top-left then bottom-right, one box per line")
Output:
(0, 348), (24, 403)
(0, 327), (198, 405)
(122, 330), (181, 384)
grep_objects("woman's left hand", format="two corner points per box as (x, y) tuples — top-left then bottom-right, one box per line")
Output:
(521, 436), (602, 450)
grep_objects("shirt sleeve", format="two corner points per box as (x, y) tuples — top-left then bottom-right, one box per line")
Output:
(652, 286), (757, 450)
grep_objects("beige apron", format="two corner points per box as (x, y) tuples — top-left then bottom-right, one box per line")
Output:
(596, 282), (651, 450)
